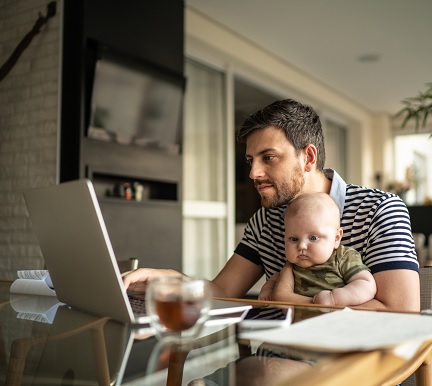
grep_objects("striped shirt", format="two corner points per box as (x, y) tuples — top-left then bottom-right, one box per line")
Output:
(235, 169), (419, 319)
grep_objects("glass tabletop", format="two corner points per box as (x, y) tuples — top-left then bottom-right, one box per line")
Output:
(0, 282), (339, 386)
(0, 282), (428, 386)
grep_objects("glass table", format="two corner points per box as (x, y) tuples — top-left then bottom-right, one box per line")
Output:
(1, 281), (431, 386)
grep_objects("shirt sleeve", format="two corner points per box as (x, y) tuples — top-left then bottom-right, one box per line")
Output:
(337, 246), (370, 282)
(363, 196), (418, 273)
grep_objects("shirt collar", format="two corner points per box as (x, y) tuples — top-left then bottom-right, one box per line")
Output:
(324, 168), (346, 218)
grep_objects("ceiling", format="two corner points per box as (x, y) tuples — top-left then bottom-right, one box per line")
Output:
(185, 0), (432, 115)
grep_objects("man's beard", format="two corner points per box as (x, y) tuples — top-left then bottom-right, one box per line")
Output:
(257, 165), (305, 209)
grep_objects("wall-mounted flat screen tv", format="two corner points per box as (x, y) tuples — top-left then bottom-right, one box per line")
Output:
(87, 48), (184, 154)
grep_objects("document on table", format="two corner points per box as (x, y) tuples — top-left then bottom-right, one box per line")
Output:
(239, 308), (432, 353)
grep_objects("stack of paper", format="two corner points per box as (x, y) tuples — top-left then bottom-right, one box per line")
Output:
(239, 308), (432, 353)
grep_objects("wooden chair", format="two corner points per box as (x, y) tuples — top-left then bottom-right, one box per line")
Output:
(413, 233), (428, 267)
(153, 324), (238, 386)
(3, 260), (138, 385)
(429, 235), (432, 265)
(387, 267), (432, 386)
(5, 315), (111, 386)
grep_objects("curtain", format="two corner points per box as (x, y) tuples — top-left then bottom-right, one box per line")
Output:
(182, 60), (227, 279)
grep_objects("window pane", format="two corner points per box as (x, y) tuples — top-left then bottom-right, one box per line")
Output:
(393, 133), (432, 205)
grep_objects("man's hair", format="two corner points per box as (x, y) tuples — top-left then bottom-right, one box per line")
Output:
(237, 99), (326, 171)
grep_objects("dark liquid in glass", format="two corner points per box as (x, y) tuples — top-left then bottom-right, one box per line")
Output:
(156, 298), (202, 331)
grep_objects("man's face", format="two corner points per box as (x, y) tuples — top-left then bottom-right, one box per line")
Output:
(245, 126), (305, 208)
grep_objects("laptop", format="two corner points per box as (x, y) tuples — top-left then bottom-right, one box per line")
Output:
(24, 179), (251, 325)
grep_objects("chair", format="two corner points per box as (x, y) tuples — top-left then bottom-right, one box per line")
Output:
(160, 324), (238, 386)
(391, 267), (432, 386)
(5, 315), (112, 386)
(429, 235), (432, 265)
(413, 233), (428, 267)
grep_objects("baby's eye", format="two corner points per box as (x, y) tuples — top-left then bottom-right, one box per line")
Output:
(309, 235), (319, 241)
(288, 237), (298, 242)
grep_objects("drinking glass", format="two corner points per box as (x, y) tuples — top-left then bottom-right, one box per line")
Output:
(145, 276), (212, 340)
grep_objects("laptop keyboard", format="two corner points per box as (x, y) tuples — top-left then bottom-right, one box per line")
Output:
(128, 294), (147, 315)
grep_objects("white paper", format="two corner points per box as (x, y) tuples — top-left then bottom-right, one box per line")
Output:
(10, 279), (56, 297)
(17, 270), (54, 288)
(17, 269), (49, 280)
(10, 293), (63, 324)
(239, 308), (432, 353)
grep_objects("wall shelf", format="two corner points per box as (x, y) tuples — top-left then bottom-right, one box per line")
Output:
(92, 171), (178, 202)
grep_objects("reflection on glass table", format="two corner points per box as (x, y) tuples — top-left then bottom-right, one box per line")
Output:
(2, 281), (432, 386)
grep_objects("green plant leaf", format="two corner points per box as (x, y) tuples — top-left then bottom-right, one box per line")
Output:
(395, 83), (432, 131)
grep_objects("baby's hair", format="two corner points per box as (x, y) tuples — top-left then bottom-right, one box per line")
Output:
(285, 193), (340, 225)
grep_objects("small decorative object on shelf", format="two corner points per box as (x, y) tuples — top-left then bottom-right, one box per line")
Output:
(134, 182), (144, 202)
(107, 181), (150, 201)
(96, 172), (176, 202)
(123, 183), (132, 200)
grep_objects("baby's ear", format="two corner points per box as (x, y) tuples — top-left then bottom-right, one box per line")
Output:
(334, 227), (343, 248)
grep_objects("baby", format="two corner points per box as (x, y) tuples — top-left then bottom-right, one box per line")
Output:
(259, 192), (376, 306)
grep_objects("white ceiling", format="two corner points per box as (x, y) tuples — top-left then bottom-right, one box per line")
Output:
(185, 0), (432, 115)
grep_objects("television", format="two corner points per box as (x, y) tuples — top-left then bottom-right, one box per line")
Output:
(87, 47), (184, 154)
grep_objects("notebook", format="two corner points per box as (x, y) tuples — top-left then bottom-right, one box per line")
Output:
(23, 179), (251, 325)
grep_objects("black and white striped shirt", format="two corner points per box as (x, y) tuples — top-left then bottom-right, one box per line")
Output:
(235, 169), (419, 319)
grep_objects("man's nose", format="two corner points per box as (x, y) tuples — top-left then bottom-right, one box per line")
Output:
(249, 160), (265, 180)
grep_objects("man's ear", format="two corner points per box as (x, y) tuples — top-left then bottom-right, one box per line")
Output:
(334, 227), (343, 248)
(303, 144), (317, 172)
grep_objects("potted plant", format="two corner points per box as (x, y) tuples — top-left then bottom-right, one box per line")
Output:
(395, 83), (432, 131)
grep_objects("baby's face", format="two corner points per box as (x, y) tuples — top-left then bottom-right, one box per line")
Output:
(284, 212), (341, 269)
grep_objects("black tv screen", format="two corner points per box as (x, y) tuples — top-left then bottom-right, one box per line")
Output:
(87, 50), (184, 154)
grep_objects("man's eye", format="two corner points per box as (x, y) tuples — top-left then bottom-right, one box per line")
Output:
(264, 155), (274, 161)
(288, 237), (298, 242)
(245, 159), (252, 166)
(309, 236), (319, 241)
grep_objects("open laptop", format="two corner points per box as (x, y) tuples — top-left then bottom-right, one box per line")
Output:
(23, 179), (251, 325)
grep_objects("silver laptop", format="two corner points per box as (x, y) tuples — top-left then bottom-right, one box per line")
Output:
(24, 179), (251, 325)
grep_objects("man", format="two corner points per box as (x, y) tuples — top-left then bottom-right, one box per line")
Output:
(123, 98), (420, 313)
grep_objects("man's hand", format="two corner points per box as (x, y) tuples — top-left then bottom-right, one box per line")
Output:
(122, 268), (183, 292)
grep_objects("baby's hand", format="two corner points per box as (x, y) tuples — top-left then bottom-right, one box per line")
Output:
(312, 290), (335, 305)
(258, 288), (273, 301)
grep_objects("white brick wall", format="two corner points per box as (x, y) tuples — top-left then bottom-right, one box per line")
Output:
(0, 0), (60, 279)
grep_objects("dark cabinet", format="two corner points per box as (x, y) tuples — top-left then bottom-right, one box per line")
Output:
(60, 0), (184, 270)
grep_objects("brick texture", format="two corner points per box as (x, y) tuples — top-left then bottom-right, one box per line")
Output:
(0, 0), (60, 280)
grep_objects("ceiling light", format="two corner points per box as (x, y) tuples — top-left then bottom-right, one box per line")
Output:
(357, 53), (380, 63)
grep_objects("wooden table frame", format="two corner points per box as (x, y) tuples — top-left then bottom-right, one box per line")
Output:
(272, 341), (432, 386)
